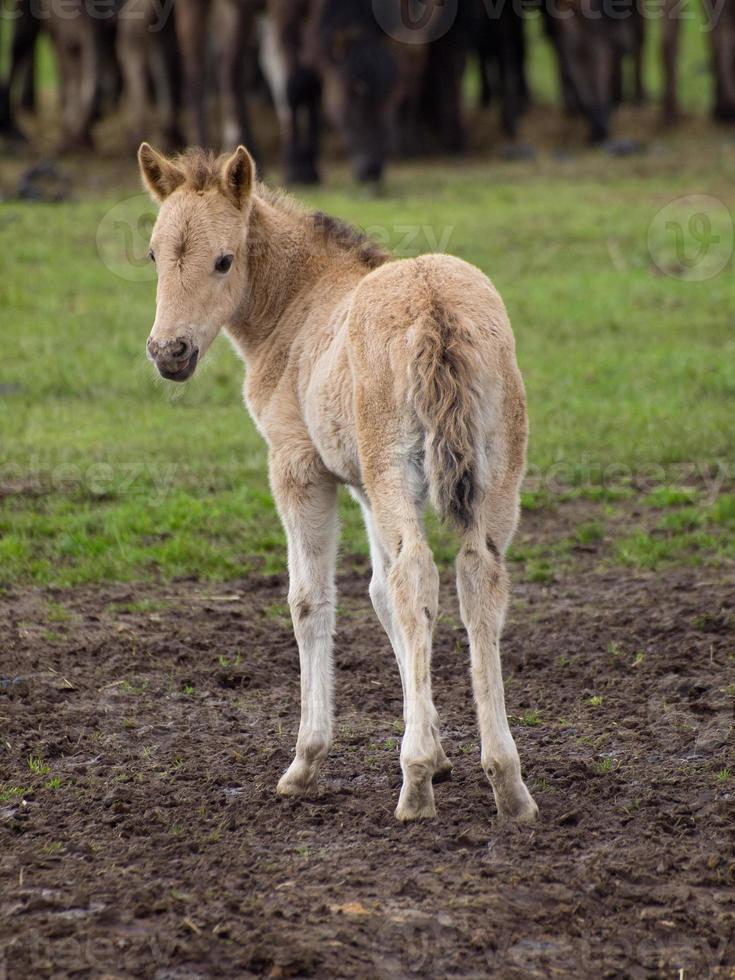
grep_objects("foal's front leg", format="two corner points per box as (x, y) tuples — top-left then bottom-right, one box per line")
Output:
(271, 458), (338, 797)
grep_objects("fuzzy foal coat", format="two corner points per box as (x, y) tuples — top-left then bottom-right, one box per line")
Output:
(139, 144), (538, 824)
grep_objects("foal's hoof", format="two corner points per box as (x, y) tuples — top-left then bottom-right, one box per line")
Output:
(277, 777), (312, 797)
(276, 763), (317, 797)
(496, 783), (539, 825)
(395, 782), (436, 822)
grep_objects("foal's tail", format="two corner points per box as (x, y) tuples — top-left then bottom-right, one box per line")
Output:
(408, 309), (483, 530)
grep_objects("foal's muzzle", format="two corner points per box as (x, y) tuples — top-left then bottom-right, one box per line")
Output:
(147, 336), (199, 382)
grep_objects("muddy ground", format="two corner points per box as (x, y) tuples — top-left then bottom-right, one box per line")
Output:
(1, 507), (734, 979)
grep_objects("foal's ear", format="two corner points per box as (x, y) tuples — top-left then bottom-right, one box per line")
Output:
(220, 145), (255, 209)
(138, 142), (185, 202)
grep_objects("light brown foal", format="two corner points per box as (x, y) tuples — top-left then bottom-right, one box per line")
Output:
(139, 143), (538, 824)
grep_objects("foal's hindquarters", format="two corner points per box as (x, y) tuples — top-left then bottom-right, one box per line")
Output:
(278, 254), (538, 824)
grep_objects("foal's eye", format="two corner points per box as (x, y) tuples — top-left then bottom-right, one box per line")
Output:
(148, 249), (155, 263)
(215, 254), (234, 274)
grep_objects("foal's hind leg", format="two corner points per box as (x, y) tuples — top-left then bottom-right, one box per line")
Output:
(456, 514), (538, 824)
(270, 453), (338, 797)
(362, 476), (442, 821)
(356, 495), (452, 783)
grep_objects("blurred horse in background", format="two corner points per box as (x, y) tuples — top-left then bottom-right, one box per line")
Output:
(262, 0), (469, 185)
(116, 0), (262, 154)
(0, 0), (729, 179)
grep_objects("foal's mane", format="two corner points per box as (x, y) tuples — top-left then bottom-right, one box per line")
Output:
(172, 147), (390, 271)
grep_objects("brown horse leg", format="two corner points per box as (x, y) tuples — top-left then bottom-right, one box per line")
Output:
(175, 0), (209, 146)
(662, 0), (681, 124)
(711, 11), (735, 121)
(117, 0), (152, 150)
(216, 0), (259, 152)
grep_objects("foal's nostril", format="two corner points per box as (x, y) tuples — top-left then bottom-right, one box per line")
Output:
(171, 339), (190, 360)
(147, 336), (193, 367)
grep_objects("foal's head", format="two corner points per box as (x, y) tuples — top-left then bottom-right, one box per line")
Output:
(138, 143), (255, 381)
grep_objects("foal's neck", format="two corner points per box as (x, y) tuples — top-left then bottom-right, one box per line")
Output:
(228, 192), (383, 357)
(243, 196), (317, 338)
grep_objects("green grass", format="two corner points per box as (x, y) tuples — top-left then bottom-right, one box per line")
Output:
(1, 33), (732, 584)
(519, 710), (542, 727)
(2, 151), (734, 585)
(575, 522), (605, 546)
(645, 487), (700, 508)
(594, 757), (616, 775)
(0, 784), (29, 803)
(616, 495), (735, 567)
(27, 754), (50, 776)
(2, 12), (735, 586)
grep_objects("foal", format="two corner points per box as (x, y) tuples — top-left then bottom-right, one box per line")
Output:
(139, 143), (538, 824)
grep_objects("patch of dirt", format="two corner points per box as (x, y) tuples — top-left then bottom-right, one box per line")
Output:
(1, 537), (734, 977)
